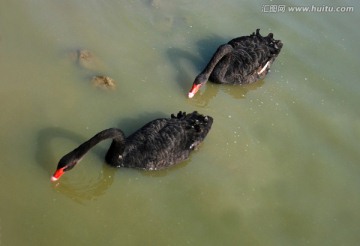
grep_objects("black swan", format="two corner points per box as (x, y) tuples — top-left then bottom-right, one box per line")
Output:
(51, 111), (213, 181)
(188, 29), (283, 98)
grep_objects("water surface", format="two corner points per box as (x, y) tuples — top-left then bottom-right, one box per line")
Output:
(0, 0), (359, 245)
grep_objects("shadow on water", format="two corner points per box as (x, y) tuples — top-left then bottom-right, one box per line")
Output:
(167, 34), (267, 107)
(37, 111), (191, 203)
(37, 127), (91, 174)
(166, 34), (227, 93)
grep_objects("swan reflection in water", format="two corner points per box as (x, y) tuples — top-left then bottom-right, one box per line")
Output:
(51, 165), (116, 204)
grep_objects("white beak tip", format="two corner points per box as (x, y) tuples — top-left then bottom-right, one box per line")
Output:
(50, 176), (58, 182)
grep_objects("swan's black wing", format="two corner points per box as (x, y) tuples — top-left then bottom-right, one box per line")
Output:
(217, 42), (271, 82)
(122, 112), (213, 170)
(120, 119), (189, 170)
(210, 29), (283, 84)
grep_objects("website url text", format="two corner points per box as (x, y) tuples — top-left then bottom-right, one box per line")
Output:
(262, 5), (354, 13)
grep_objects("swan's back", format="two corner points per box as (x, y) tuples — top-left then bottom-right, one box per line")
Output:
(211, 29), (283, 84)
(119, 111), (213, 170)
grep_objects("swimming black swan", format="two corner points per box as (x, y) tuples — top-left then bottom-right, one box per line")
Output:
(51, 111), (213, 181)
(188, 29), (283, 98)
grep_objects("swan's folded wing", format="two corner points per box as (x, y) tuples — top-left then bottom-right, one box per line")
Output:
(123, 119), (190, 169)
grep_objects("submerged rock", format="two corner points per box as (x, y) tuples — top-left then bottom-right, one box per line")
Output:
(68, 49), (115, 91)
(149, 0), (162, 8)
(69, 49), (106, 71)
(92, 75), (116, 90)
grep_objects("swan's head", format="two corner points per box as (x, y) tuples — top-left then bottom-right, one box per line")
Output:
(188, 74), (207, 98)
(51, 152), (81, 182)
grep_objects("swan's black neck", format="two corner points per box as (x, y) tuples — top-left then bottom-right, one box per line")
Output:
(195, 44), (233, 84)
(52, 128), (125, 181)
(58, 128), (125, 169)
(105, 130), (126, 166)
(78, 128), (125, 156)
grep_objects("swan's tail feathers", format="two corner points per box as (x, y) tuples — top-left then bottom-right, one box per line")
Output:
(184, 112), (214, 150)
(171, 111), (187, 119)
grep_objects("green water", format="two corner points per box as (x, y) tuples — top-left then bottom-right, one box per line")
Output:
(0, 0), (359, 245)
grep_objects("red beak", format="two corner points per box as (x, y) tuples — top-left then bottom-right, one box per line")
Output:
(188, 83), (202, 98)
(51, 167), (66, 182)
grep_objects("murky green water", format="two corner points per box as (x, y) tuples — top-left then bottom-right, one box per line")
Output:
(1, 0), (359, 245)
